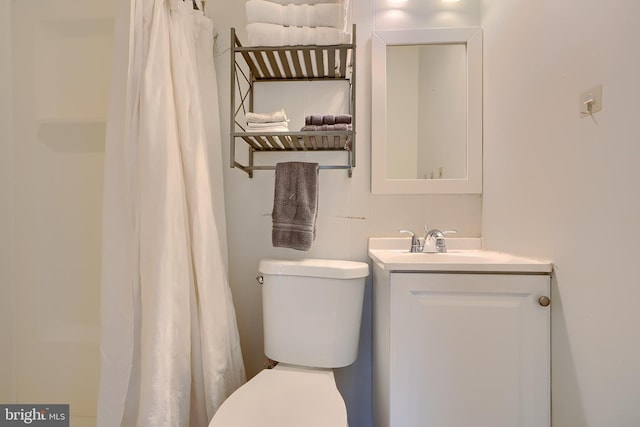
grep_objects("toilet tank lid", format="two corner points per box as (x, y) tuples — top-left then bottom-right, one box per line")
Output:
(259, 259), (369, 279)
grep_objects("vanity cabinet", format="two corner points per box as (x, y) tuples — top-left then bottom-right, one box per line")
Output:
(373, 268), (550, 427)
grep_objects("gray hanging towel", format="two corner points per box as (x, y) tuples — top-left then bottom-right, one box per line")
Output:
(272, 162), (320, 251)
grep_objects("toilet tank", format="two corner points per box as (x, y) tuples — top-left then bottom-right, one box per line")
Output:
(258, 259), (369, 368)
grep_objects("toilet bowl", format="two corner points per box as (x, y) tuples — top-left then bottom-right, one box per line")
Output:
(208, 258), (369, 427)
(209, 364), (347, 427)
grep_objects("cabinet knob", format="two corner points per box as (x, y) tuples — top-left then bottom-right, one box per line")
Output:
(538, 296), (551, 307)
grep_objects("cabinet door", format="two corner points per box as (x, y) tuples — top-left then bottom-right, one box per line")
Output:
(390, 273), (550, 427)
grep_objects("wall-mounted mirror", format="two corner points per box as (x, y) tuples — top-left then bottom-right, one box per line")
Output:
(371, 27), (482, 194)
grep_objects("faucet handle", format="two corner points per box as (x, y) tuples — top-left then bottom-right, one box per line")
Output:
(399, 229), (422, 253)
(435, 230), (457, 253)
(423, 228), (457, 253)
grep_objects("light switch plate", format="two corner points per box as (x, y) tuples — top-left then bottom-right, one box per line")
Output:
(579, 84), (602, 117)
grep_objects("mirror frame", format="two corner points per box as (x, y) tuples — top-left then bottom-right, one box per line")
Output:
(371, 27), (483, 194)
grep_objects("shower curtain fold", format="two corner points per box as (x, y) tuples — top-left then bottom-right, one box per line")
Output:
(98, 0), (246, 426)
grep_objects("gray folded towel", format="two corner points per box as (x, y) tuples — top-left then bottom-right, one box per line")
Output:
(272, 162), (320, 251)
(304, 114), (352, 126)
(300, 124), (352, 132)
(306, 114), (323, 125)
(335, 114), (352, 124)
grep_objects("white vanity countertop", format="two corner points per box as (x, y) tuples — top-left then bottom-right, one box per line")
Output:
(368, 238), (553, 274)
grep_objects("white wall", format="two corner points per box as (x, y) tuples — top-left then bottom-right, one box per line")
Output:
(482, 1), (640, 425)
(374, 0), (481, 30)
(3, 1), (113, 425)
(213, 1), (482, 426)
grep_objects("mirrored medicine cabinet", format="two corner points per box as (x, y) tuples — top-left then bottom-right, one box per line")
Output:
(371, 27), (482, 194)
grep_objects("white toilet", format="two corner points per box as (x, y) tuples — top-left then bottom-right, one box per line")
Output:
(209, 258), (369, 427)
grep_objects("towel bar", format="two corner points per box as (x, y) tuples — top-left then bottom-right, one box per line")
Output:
(233, 162), (353, 178)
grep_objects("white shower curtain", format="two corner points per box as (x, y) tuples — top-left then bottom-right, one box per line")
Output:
(98, 0), (246, 425)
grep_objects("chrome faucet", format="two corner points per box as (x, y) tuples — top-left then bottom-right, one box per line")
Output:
(399, 227), (457, 253)
(423, 227), (457, 253)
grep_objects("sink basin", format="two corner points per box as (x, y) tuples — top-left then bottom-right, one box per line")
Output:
(368, 238), (552, 273)
(377, 249), (501, 263)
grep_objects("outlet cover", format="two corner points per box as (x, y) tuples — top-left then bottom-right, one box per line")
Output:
(580, 84), (602, 117)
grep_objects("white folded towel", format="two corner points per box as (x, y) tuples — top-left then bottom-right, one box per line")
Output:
(247, 23), (349, 46)
(246, 109), (289, 123)
(246, 124), (290, 132)
(246, 0), (345, 29)
(247, 121), (289, 129)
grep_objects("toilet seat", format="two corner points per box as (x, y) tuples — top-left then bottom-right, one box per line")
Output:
(209, 364), (348, 427)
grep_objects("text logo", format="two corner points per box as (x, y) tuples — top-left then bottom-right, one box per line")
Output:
(0, 405), (69, 426)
